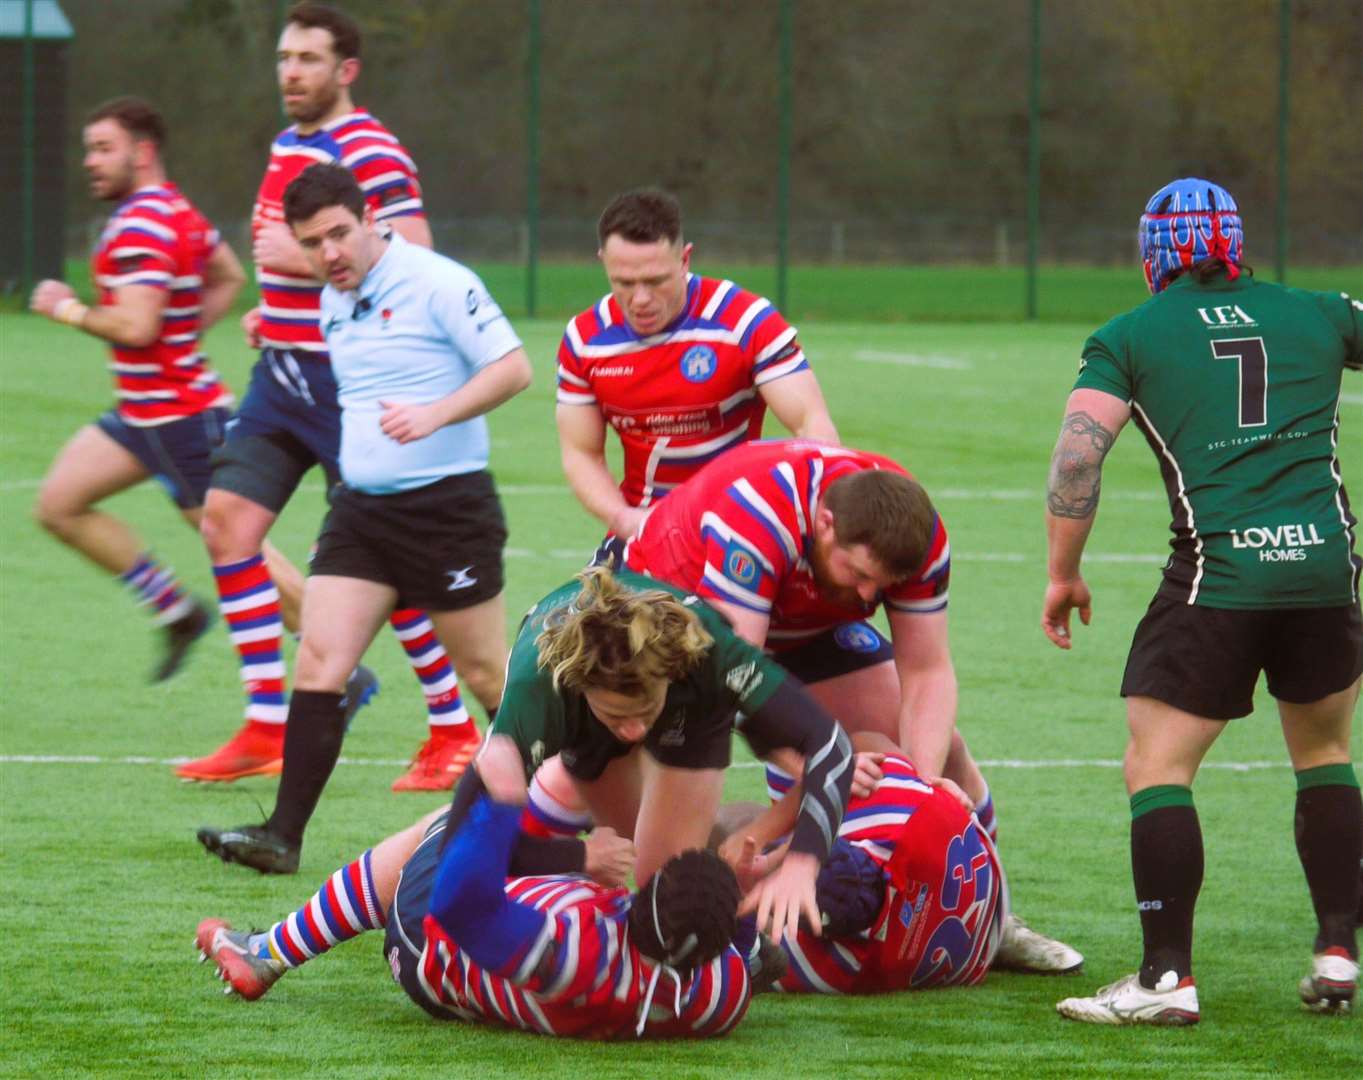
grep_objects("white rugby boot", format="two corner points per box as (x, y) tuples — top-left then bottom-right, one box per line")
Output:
(1298, 947), (1357, 1014)
(993, 913), (1084, 974)
(1057, 970), (1200, 1026)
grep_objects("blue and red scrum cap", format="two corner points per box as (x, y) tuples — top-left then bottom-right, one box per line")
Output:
(1139, 178), (1244, 294)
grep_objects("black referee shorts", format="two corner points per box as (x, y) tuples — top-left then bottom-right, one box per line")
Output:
(311, 470), (507, 611)
(1121, 595), (1363, 719)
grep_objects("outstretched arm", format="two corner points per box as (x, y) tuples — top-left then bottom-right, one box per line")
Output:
(1042, 388), (1131, 649)
(428, 794), (549, 978)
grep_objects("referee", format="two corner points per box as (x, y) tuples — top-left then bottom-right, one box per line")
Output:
(199, 163), (532, 873)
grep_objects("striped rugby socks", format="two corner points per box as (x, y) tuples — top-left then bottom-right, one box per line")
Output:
(253, 849), (386, 967)
(389, 609), (475, 736)
(121, 553), (192, 625)
(213, 554), (287, 731)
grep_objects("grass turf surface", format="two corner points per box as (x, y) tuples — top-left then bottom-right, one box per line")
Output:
(2, 277), (1361, 1076)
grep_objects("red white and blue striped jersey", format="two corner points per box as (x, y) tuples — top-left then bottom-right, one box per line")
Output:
(418, 875), (751, 1039)
(92, 183), (232, 426)
(778, 754), (1005, 994)
(624, 440), (951, 648)
(556, 275), (810, 508)
(253, 109), (423, 354)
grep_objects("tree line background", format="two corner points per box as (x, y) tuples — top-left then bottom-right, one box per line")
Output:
(55, 0), (1363, 268)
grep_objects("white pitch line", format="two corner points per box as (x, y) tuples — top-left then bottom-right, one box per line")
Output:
(1341, 393), (1363, 407)
(854, 350), (973, 370)
(0, 754), (1293, 771)
(0, 479), (571, 494)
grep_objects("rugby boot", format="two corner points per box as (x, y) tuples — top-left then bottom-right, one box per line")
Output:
(175, 721), (284, 782)
(153, 598), (213, 682)
(341, 664), (380, 732)
(391, 724), (481, 792)
(197, 823), (299, 875)
(195, 919), (285, 1000)
(1057, 970), (1200, 1026)
(993, 913), (1084, 974)
(1299, 947), (1358, 1014)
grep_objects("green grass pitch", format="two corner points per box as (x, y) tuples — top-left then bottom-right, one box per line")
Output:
(1, 268), (1361, 1077)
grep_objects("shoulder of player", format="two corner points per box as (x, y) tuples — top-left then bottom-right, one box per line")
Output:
(331, 112), (417, 165)
(561, 294), (624, 350)
(695, 276), (782, 331)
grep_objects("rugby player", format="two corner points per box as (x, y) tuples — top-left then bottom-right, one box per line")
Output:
(196, 163), (530, 874)
(556, 187), (838, 553)
(445, 565), (854, 939)
(195, 787), (754, 1039)
(619, 437), (1083, 971)
(30, 96), (244, 682)
(1045, 178), (1361, 1024)
(180, 2), (481, 793)
(715, 738), (1008, 993)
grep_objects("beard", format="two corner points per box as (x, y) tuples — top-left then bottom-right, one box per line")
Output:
(285, 82), (341, 125)
(809, 550), (865, 610)
(92, 159), (136, 202)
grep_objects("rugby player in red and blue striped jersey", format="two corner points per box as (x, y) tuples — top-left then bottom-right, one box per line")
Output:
(622, 438), (1084, 973)
(556, 189), (839, 547)
(182, 3), (485, 794)
(719, 749), (1006, 994)
(30, 96), (245, 683)
(197, 788), (754, 1039)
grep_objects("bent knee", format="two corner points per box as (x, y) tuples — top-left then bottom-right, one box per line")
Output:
(33, 488), (82, 537)
(199, 493), (269, 562)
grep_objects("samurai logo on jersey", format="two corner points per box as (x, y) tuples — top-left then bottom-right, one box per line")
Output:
(1197, 304), (1257, 328)
(1231, 521), (1325, 562)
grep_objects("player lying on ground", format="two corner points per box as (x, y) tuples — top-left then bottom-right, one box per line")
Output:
(1043, 177), (1361, 1024)
(30, 96), (245, 683)
(712, 737), (1007, 993)
(435, 566), (854, 938)
(196, 779), (758, 1038)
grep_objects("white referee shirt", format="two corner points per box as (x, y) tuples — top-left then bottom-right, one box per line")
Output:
(320, 233), (522, 494)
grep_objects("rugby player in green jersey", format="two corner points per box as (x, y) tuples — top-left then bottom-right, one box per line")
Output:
(451, 566), (856, 942)
(1042, 178), (1362, 1024)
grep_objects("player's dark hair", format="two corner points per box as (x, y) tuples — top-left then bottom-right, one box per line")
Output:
(283, 162), (366, 224)
(286, 2), (362, 60)
(86, 96), (167, 149)
(629, 849), (740, 968)
(814, 841), (886, 937)
(597, 188), (683, 247)
(1165, 257), (1255, 287)
(822, 470), (938, 579)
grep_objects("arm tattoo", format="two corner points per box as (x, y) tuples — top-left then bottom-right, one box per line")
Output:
(1047, 410), (1115, 519)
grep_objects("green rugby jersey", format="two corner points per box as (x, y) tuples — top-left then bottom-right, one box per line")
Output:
(1075, 271), (1362, 608)
(490, 570), (788, 777)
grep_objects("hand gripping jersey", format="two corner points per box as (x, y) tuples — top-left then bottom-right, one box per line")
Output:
(418, 876), (751, 1038)
(556, 275), (810, 508)
(1077, 274), (1362, 608)
(778, 754), (1005, 994)
(624, 440), (951, 648)
(253, 109), (423, 354)
(93, 183), (232, 426)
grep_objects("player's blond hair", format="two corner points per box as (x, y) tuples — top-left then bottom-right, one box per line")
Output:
(536, 568), (713, 695)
